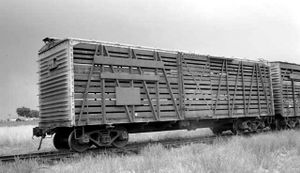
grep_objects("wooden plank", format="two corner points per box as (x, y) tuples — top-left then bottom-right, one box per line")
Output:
(39, 48), (68, 63)
(280, 63), (300, 71)
(290, 73), (300, 80)
(39, 72), (68, 83)
(40, 99), (68, 106)
(75, 99), (177, 106)
(184, 99), (267, 105)
(101, 72), (160, 81)
(40, 90), (68, 99)
(94, 55), (164, 68)
(74, 92), (178, 100)
(75, 105), (177, 113)
(74, 58), (176, 67)
(75, 111), (179, 122)
(131, 49), (156, 57)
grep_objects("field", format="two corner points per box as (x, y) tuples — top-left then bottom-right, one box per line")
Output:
(0, 120), (38, 127)
(0, 125), (55, 155)
(0, 124), (300, 173)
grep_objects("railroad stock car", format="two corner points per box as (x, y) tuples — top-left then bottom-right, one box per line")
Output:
(33, 37), (299, 152)
(270, 62), (300, 127)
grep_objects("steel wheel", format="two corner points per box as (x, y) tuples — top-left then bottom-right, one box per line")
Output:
(111, 127), (129, 148)
(210, 127), (223, 136)
(68, 131), (91, 152)
(53, 131), (70, 150)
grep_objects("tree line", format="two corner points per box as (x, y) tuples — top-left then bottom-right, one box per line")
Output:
(16, 107), (39, 118)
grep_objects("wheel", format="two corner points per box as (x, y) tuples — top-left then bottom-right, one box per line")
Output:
(230, 128), (237, 135)
(68, 131), (91, 152)
(53, 133), (64, 150)
(210, 127), (223, 136)
(111, 127), (129, 148)
(53, 131), (70, 150)
(296, 118), (300, 129)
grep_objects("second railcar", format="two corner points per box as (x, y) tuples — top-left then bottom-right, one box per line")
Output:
(271, 62), (300, 127)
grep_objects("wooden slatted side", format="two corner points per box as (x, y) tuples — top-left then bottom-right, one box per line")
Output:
(271, 62), (300, 117)
(69, 38), (276, 126)
(38, 40), (72, 127)
(73, 43), (180, 125)
(183, 54), (274, 118)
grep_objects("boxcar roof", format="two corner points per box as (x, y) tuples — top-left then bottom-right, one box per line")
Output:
(271, 61), (300, 66)
(38, 37), (268, 65)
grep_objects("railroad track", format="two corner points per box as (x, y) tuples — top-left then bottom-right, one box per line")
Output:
(0, 134), (231, 163)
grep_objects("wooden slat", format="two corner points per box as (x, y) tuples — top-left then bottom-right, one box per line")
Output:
(94, 55), (164, 68)
(101, 72), (160, 81)
(290, 73), (300, 80)
(280, 63), (300, 71)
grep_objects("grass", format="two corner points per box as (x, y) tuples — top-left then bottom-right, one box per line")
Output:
(1, 130), (300, 173)
(0, 120), (38, 127)
(0, 125), (54, 155)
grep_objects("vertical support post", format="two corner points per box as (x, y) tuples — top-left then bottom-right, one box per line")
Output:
(266, 64), (274, 115)
(231, 62), (241, 116)
(241, 61), (246, 115)
(247, 64), (256, 114)
(129, 49), (135, 119)
(100, 45), (107, 124)
(177, 53), (184, 118)
(214, 60), (225, 115)
(154, 52), (160, 119)
(256, 64), (261, 115)
(292, 79), (297, 117)
(208, 57), (213, 111)
(225, 60), (230, 115)
(101, 66), (106, 124)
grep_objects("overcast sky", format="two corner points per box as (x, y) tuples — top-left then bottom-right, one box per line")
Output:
(0, 0), (299, 119)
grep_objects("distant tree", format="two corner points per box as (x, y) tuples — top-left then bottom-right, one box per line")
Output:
(16, 107), (31, 118)
(16, 107), (40, 118)
(30, 110), (39, 118)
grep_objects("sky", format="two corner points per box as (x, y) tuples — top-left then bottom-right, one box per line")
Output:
(0, 0), (299, 119)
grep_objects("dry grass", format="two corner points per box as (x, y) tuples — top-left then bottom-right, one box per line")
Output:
(1, 130), (300, 173)
(0, 120), (38, 127)
(0, 125), (54, 155)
